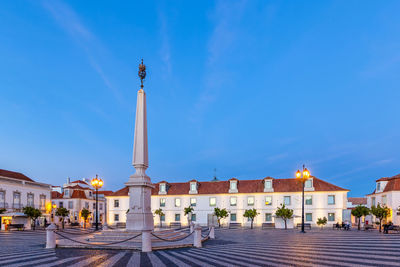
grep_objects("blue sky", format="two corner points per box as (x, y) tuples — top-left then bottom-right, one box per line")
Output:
(1, 0), (399, 196)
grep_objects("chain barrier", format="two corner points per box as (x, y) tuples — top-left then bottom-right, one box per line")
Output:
(150, 230), (194, 242)
(58, 229), (101, 236)
(201, 228), (211, 238)
(54, 231), (142, 246)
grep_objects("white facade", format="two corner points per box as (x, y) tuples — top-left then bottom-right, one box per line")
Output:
(0, 169), (52, 230)
(366, 175), (400, 225)
(51, 179), (108, 227)
(107, 177), (348, 228)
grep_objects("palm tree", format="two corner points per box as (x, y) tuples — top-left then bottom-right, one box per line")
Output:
(155, 208), (165, 228)
(81, 208), (91, 229)
(184, 206), (194, 226)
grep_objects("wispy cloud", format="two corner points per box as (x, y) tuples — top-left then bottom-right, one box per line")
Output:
(190, 0), (247, 124)
(158, 10), (172, 79)
(333, 158), (394, 179)
(41, 0), (124, 105)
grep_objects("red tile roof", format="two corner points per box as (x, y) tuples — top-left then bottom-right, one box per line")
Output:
(95, 190), (113, 196)
(65, 184), (87, 190)
(110, 187), (129, 196)
(109, 177), (348, 196)
(0, 169), (34, 182)
(373, 174), (400, 193)
(71, 190), (88, 199)
(71, 180), (89, 185)
(348, 197), (367, 205)
(51, 191), (63, 199)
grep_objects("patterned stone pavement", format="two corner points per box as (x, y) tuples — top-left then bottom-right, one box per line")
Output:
(1, 228), (400, 266)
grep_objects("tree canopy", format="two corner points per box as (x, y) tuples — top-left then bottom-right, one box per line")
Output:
(351, 205), (370, 230)
(23, 206), (42, 230)
(371, 204), (390, 232)
(317, 217), (327, 229)
(155, 208), (165, 228)
(275, 204), (293, 229)
(81, 208), (91, 228)
(214, 207), (229, 228)
(243, 208), (259, 229)
(56, 207), (69, 229)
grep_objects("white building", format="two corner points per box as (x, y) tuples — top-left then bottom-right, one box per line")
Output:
(106, 176), (348, 228)
(51, 178), (112, 227)
(366, 173), (400, 225)
(0, 169), (52, 230)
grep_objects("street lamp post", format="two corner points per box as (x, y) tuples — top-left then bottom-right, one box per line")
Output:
(296, 165), (310, 233)
(91, 175), (104, 231)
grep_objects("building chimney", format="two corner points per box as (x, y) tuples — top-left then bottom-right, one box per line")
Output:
(67, 177), (70, 184)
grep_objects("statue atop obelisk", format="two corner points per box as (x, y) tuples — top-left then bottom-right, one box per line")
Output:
(125, 60), (154, 232)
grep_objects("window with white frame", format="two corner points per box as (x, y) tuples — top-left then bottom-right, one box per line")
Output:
(377, 182), (381, 191)
(328, 195), (335, 205)
(265, 213), (272, 221)
(265, 196), (272, 205)
(160, 198), (166, 207)
(40, 195), (46, 209)
(230, 213), (237, 222)
(68, 201), (73, 209)
(230, 197), (237, 206)
(0, 191), (5, 206)
(306, 213), (312, 221)
(265, 180), (272, 190)
(191, 214), (196, 222)
(59, 201), (64, 208)
(89, 191), (92, 197)
(114, 214), (119, 221)
(305, 195), (312, 205)
(209, 197), (216, 207)
(284, 196), (291, 205)
(382, 195), (387, 205)
(64, 189), (69, 197)
(247, 196), (255, 206)
(190, 183), (196, 191)
(99, 203), (103, 210)
(85, 202), (89, 209)
(328, 213), (335, 221)
(175, 198), (181, 207)
(13, 192), (21, 208)
(230, 181), (237, 190)
(27, 193), (34, 207)
(175, 213), (180, 221)
(190, 198), (197, 207)
(305, 179), (312, 188)
(160, 184), (166, 193)
(371, 197), (376, 206)
(114, 199), (119, 208)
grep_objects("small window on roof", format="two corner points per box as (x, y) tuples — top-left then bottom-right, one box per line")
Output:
(265, 180), (272, 189)
(190, 183), (196, 191)
(160, 184), (166, 192)
(230, 181), (237, 190)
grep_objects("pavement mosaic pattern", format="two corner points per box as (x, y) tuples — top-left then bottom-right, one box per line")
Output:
(1, 228), (400, 266)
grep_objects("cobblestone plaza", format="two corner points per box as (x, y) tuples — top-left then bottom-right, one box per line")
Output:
(1, 228), (399, 266)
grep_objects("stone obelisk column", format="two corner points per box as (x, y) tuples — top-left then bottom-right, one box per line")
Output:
(125, 60), (154, 235)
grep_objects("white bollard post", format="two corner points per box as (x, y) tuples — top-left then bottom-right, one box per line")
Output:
(142, 231), (152, 252)
(193, 225), (202, 248)
(209, 226), (215, 239)
(46, 223), (57, 249)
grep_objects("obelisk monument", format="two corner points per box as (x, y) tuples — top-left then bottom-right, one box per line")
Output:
(125, 60), (154, 238)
